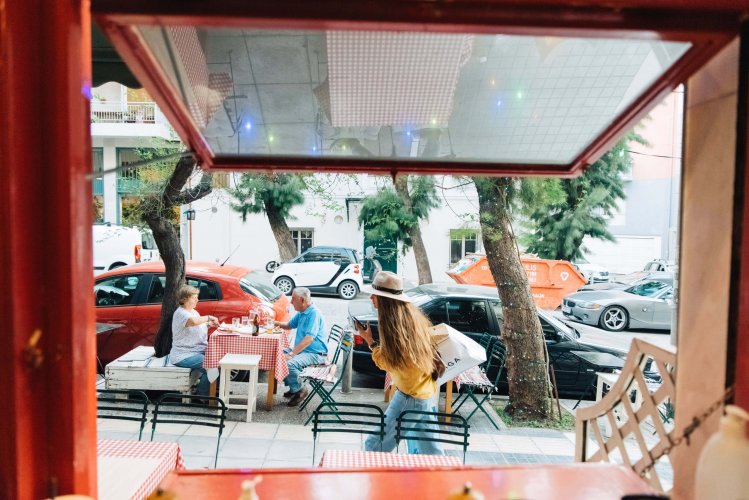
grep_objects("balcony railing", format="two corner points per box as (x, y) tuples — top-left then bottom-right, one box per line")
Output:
(91, 101), (157, 124)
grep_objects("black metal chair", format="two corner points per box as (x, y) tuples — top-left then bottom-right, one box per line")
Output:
(96, 389), (150, 440)
(311, 402), (385, 465)
(396, 410), (470, 464)
(299, 335), (354, 423)
(151, 393), (227, 468)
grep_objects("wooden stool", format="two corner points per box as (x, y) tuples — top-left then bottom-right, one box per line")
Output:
(218, 353), (261, 422)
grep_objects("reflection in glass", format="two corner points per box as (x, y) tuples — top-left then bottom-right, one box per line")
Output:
(136, 26), (690, 165)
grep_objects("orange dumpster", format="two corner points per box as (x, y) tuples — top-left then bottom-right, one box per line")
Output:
(445, 253), (586, 309)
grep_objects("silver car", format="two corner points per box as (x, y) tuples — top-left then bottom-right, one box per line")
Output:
(562, 280), (674, 332)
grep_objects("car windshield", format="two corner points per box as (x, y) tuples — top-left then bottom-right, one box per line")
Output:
(625, 280), (669, 297)
(240, 271), (282, 302)
(539, 311), (576, 337)
(405, 286), (437, 308)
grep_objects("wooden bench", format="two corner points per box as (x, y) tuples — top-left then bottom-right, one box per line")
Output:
(105, 346), (197, 393)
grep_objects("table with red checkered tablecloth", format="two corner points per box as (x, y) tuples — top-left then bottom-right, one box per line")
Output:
(205, 332), (290, 409)
(319, 450), (462, 469)
(97, 438), (184, 500)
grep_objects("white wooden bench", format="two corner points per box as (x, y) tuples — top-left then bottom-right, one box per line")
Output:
(105, 346), (198, 393)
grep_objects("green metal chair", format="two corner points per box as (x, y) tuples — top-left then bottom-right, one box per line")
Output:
(451, 340), (507, 430)
(151, 393), (227, 468)
(395, 410), (470, 464)
(96, 389), (150, 440)
(299, 335), (354, 423)
(311, 402), (385, 465)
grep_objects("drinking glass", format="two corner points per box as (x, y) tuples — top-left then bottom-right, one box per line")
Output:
(241, 316), (249, 327)
(232, 317), (240, 328)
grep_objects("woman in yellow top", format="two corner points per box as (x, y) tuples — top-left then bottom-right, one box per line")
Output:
(356, 271), (444, 455)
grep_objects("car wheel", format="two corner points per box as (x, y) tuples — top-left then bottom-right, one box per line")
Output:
(337, 280), (359, 300)
(108, 262), (126, 270)
(274, 276), (294, 295)
(599, 306), (628, 332)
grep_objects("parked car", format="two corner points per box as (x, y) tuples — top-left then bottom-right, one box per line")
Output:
(94, 261), (290, 367)
(348, 283), (640, 397)
(272, 246), (363, 300)
(573, 261), (610, 284)
(578, 271), (674, 291)
(93, 223), (160, 275)
(563, 280), (674, 332)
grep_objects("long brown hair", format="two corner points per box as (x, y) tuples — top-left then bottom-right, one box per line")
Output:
(375, 295), (435, 374)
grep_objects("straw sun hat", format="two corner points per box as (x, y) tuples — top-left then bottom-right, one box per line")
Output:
(362, 271), (411, 302)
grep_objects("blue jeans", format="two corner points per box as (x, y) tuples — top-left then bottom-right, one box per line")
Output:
(284, 352), (328, 393)
(365, 390), (444, 455)
(174, 353), (209, 397)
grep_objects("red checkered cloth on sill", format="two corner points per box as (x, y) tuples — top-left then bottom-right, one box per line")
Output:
(327, 31), (474, 127)
(300, 364), (338, 384)
(98, 439), (185, 500)
(204, 333), (289, 382)
(318, 449), (462, 469)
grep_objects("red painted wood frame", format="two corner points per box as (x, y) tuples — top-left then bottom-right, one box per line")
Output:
(93, 0), (738, 176)
(0, 0), (97, 498)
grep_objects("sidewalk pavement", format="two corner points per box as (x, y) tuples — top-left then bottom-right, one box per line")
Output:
(97, 380), (578, 469)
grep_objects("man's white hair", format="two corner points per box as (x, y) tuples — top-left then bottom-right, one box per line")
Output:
(292, 287), (312, 302)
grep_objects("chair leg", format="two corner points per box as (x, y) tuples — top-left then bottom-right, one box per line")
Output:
(214, 432), (222, 468)
(463, 392), (499, 430)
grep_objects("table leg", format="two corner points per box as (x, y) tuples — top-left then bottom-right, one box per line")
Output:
(444, 381), (453, 423)
(267, 367), (275, 409)
(209, 380), (218, 407)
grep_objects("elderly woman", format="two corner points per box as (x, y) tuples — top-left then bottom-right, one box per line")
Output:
(356, 271), (444, 455)
(171, 285), (218, 397)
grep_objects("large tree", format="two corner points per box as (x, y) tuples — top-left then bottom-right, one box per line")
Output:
(230, 173), (306, 262)
(358, 176), (440, 284)
(137, 152), (214, 357)
(522, 134), (643, 261)
(473, 177), (552, 420)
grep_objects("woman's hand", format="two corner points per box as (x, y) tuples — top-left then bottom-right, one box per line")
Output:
(206, 315), (218, 327)
(357, 321), (374, 345)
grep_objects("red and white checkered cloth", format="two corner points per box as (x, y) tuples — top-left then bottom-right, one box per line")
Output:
(319, 450), (462, 469)
(204, 333), (289, 382)
(300, 364), (338, 384)
(456, 366), (493, 389)
(327, 31), (474, 127)
(98, 439), (184, 500)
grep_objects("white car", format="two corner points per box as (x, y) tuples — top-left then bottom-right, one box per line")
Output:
(573, 261), (610, 284)
(272, 246), (363, 300)
(93, 223), (160, 275)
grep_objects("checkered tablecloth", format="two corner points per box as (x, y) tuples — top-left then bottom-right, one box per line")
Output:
(319, 450), (462, 469)
(205, 333), (289, 382)
(98, 439), (184, 500)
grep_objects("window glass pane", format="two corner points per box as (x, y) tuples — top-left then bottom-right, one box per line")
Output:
(626, 281), (669, 297)
(186, 277), (219, 301)
(136, 25), (690, 167)
(539, 317), (559, 341)
(146, 275), (166, 303)
(450, 239), (462, 264)
(464, 236), (477, 254)
(426, 302), (448, 325)
(444, 300), (489, 332)
(95, 275), (141, 307)
(241, 271), (282, 302)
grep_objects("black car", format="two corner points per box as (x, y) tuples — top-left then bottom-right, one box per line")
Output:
(349, 283), (641, 397)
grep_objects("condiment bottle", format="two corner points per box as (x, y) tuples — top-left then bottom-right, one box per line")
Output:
(695, 405), (749, 499)
(446, 482), (485, 500)
(238, 476), (262, 500)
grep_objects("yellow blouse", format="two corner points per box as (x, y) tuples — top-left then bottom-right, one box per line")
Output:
(371, 346), (437, 400)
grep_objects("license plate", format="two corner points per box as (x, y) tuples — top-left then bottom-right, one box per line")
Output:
(562, 305), (571, 314)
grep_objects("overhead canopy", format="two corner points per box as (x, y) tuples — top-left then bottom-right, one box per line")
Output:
(93, 0), (738, 176)
(92, 23), (140, 88)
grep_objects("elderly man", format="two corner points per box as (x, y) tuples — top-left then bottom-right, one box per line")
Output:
(274, 287), (328, 406)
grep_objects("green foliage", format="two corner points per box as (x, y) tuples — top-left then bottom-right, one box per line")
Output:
(520, 133), (645, 261)
(358, 176), (440, 254)
(230, 173), (306, 222)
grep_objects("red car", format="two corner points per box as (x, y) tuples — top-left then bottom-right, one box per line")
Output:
(94, 261), (290, 367)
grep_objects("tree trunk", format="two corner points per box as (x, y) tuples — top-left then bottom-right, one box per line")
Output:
(265, 199), (298, 262)
(474, 177), (551, 419)
(395, 177), (433, 284)
(143, 155), (213, 357)
(145, 214), (185, 357)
